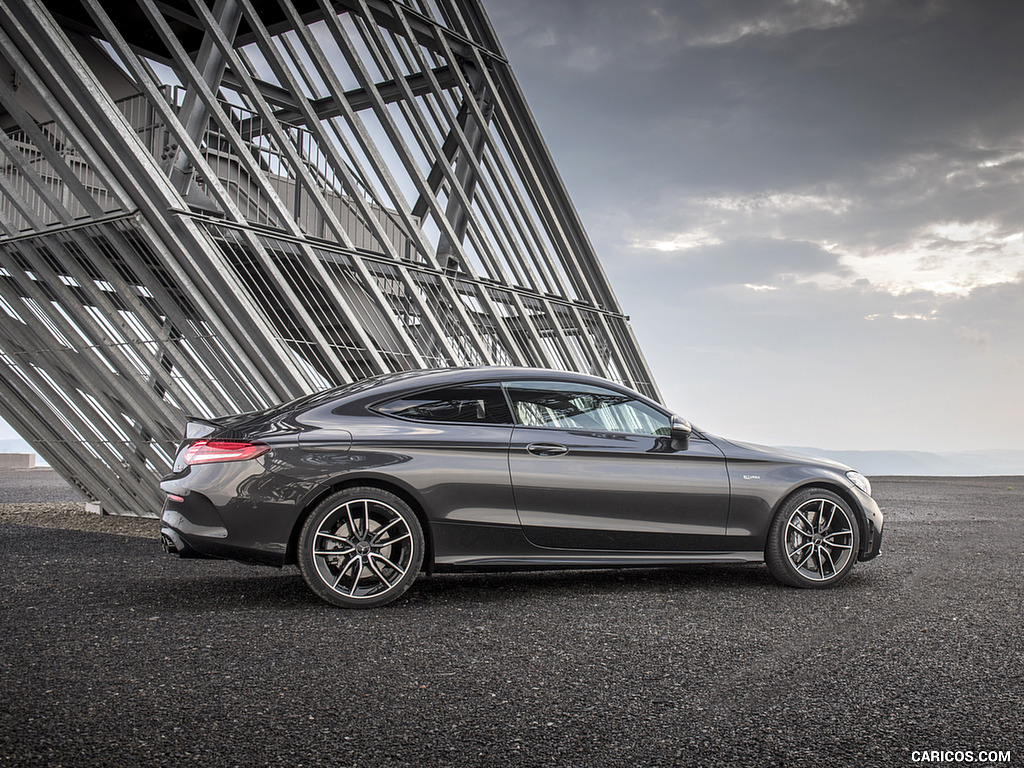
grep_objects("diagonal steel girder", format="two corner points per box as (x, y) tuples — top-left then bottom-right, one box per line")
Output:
(0, 0), (659, 517)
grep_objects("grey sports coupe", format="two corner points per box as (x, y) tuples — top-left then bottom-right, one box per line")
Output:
(160, 367), (883, 607)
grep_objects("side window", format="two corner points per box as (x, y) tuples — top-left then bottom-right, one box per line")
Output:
(374, 383), (514, 425)
(504, 381), (670, 436)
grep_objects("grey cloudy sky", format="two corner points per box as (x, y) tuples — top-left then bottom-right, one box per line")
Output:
(486, 0), (1024, 451)
(3, 1), (1019, 455)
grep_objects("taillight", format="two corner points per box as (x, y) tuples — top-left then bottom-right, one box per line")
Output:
(182, 440), (270, 466)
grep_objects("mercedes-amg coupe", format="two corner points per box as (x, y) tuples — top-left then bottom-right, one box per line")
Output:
(160, 367), (883, 607)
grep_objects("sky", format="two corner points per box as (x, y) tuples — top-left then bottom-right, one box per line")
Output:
(485, 0), (1024, 452)
(2, 0), (1022, 455)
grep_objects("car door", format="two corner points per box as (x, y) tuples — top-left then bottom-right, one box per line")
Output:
(365, 381), (517, 528)
(505, 380), (731, 552)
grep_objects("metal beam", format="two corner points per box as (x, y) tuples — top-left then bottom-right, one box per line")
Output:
(0, 0), (660, 517)
(231, 65), (459, 138)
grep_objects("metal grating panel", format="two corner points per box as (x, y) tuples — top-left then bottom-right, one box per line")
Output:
(0, 0), (658, 515)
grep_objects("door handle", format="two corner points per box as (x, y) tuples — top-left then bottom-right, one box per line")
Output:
(526, 442), (568, 457)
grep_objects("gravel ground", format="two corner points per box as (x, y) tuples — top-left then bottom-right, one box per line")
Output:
(1, 476), (1022, 768)
(0, 468), (157, 539)
(0, 468), (86, 504)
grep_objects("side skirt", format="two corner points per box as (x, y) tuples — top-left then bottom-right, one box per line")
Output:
(434, 551), (764, 570)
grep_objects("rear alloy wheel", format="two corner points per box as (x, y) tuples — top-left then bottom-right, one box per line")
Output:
(765, 488), (860, 588)
(298, 488), (424, 608)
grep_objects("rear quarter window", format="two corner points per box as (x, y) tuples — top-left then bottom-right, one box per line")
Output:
(374, 383), (514, 425)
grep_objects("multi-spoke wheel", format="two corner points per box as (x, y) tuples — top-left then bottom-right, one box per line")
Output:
(765, 488), (860, 588)
(298, 488), (424, 608)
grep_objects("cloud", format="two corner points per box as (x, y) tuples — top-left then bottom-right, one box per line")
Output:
(829, 221), (1024, 295)
(955, 327), (992, 352)
(622, 185), (1024, 296)
(495, 0), (1024, 194)
(701, 192), (853, 215)
(486, 0), (1024, 450)
(633, 228), (722, 252)
(622, 237), (849, 290)
(494, 0), (1024, 300)
(683, 0), (866, 47)
(610, 270), (1024, 449)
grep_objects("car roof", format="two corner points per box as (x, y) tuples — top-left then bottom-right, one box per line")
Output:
(330, 366), (655, 407)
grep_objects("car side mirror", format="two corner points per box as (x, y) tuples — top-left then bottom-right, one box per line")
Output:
(670, 415), (692, 451)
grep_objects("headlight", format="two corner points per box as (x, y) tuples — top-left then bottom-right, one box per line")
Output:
(846, 470), (871, 497)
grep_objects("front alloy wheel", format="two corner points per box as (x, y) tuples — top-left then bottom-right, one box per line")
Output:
(766, 488), (860, 588)
(298, 488), (424, 608)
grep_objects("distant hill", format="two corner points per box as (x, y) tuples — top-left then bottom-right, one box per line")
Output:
(780, 447), (1024, 476)
(2, 438), (1021, 477)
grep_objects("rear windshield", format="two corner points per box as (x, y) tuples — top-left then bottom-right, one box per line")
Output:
(241, 371), (412, 422)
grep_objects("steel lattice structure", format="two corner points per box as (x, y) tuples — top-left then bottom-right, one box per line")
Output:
(0, 0), (657, 516)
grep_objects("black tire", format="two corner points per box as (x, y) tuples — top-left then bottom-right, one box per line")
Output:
(765, 488), (860, 588)
(298, 487), (424, 608)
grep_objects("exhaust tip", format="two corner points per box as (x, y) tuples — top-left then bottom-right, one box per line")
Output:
(161, 532), (179, 555)
(160, 526), (211, 559)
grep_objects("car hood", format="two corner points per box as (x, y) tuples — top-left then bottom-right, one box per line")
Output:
(709, 436), (854, 472)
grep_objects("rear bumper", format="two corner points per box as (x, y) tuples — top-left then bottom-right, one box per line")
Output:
(158, 491), (227, 560)
(158, 493), (286, 567)
(160, 526), (211, 559)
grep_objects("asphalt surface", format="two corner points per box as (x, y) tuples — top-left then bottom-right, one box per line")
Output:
(1, 476), (1022, 768)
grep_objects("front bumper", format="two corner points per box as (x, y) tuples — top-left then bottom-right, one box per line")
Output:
(856, 491), (884, 561)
